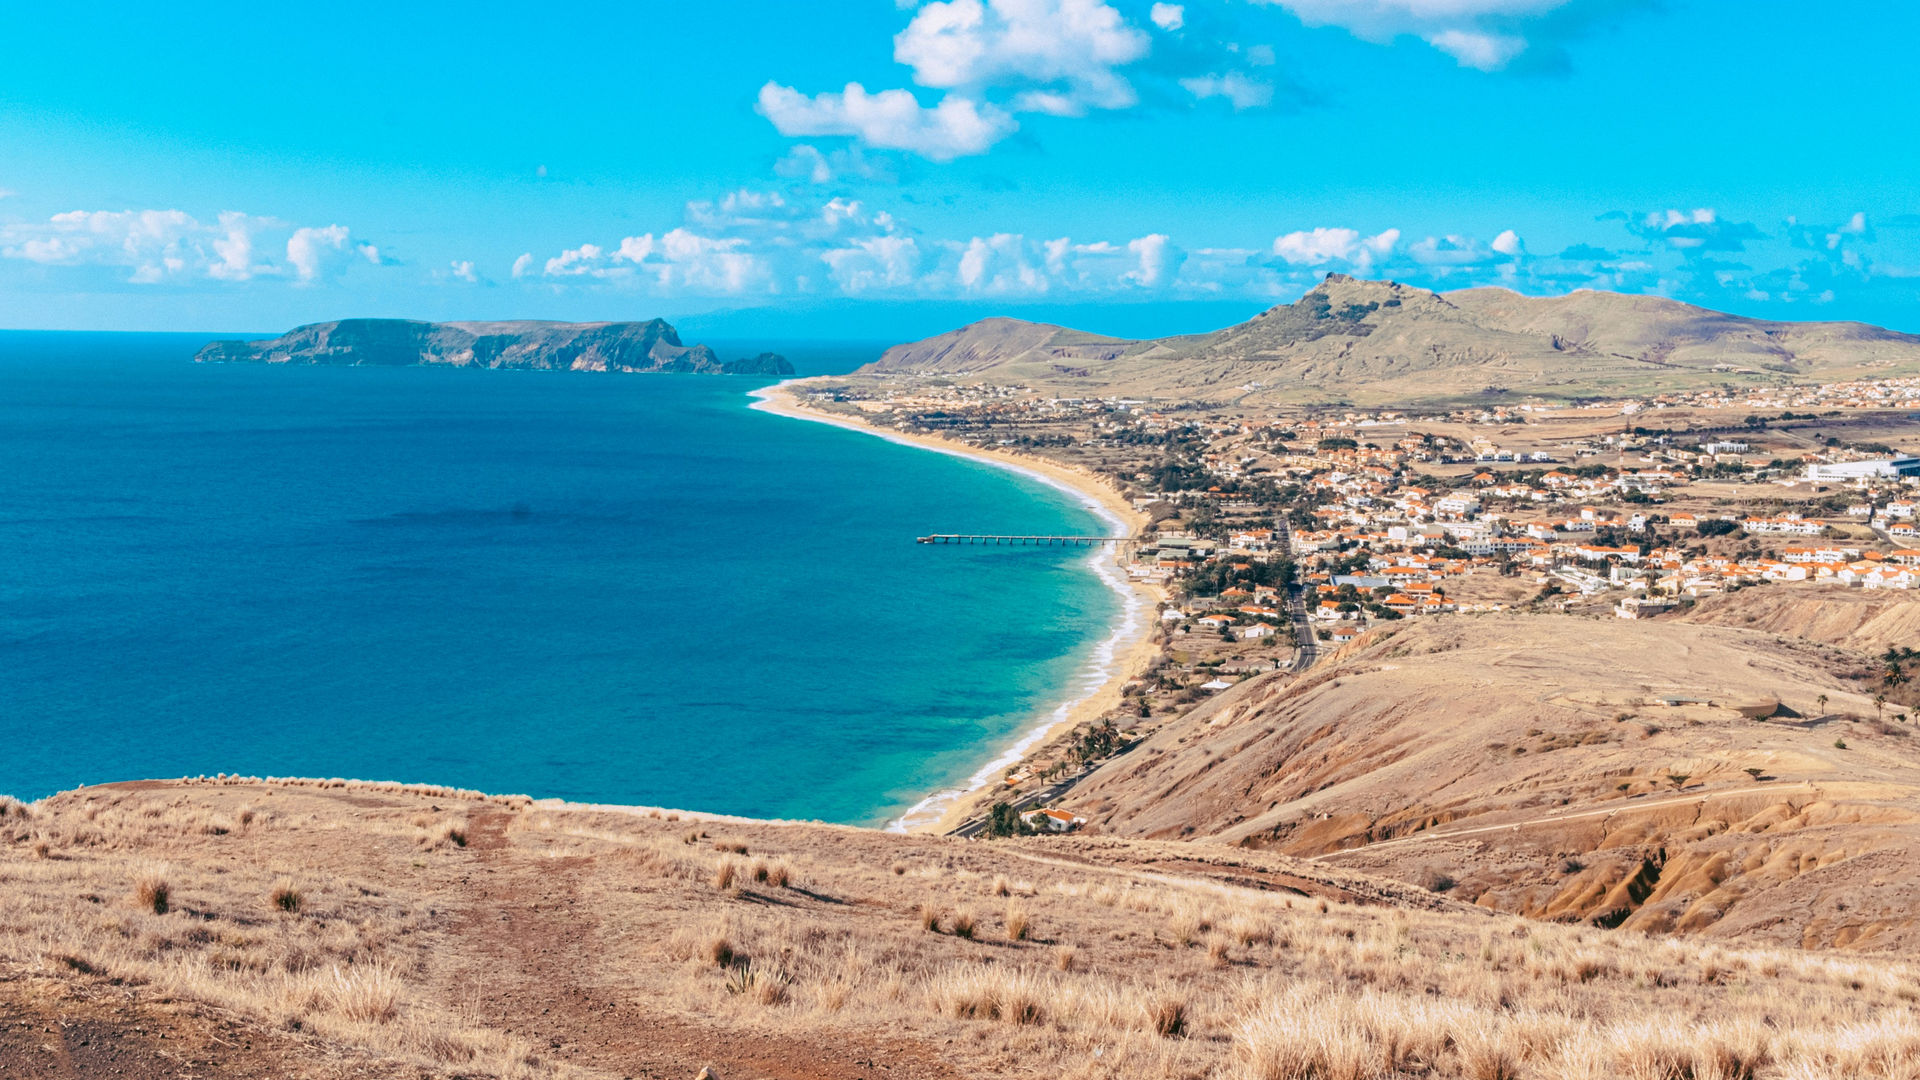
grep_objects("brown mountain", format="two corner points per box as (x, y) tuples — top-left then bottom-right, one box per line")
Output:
(865, 275), (1920, 403)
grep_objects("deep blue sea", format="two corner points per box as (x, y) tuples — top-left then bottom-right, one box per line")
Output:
(0, 331), (1120, 826)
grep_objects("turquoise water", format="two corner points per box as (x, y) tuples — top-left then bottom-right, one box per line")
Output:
(0, 332), (1119, 825)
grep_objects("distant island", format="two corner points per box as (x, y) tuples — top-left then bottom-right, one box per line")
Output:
(195, 318), (794, 376)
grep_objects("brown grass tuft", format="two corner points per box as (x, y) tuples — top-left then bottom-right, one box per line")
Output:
(1151, 994), (1188, 1038)
(324, 964), (401, 1024)
(268, 876), (302, 913)
(951, 908), (977, 940)
(133, 867), (170, 914)
(702, 931), (735, 968)
(1005, 905), (1031, 942)
(919, 899), (941, 933)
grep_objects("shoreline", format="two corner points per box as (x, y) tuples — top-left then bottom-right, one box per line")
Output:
(747, 380), (1165, 834)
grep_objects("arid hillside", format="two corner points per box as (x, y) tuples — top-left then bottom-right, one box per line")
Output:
(8, 778), (1920, 1079)
(1061, 613), (1920, 951)
(863, 275), (1920, 404)
(1671, 586), (1920, 656)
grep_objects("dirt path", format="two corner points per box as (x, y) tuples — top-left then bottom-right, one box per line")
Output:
(1311, 782), (1815, 860)
(439, 811), (963, 1080)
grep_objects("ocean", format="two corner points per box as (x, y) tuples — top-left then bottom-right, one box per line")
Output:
(0, 331), (1125, 826)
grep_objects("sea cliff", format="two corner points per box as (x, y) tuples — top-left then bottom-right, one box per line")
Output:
(195, 318), (793, 376)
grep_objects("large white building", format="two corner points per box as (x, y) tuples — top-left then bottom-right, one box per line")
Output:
(1805, 457), (1920, 483)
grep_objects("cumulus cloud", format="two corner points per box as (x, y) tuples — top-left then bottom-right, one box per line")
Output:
(0, 208), (382, 285)
(285, 224), (359, 283)
(519, 187), (1909, 318)
(511, 252), (535, 279)
(1629, 208), (1765, 253)
(822, 234), (923, 292)
(760, 0), (1291, 159)
(1271, 226), (1401, 268)
(449, 260), (479, 283)
(1257, 0), (1586, 70)
(894, 0), (1150, 113)
(757, 81), (1016, 161)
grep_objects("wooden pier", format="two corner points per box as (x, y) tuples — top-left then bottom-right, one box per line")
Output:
(916, 534), (1134, 547)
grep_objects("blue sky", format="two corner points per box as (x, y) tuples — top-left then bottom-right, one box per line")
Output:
(3, 0), (1917, 338)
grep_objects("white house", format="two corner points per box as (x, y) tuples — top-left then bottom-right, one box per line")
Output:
(1020, 808), (1085, 833)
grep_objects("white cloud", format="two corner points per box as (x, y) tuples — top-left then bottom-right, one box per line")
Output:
(1271, 227), (1400, 268)
(758, 81), (1016, 161)
(0, 208), (380, 285)
(822, 234), (923, 292)
(1180, 72), (1274, 109)
(449, 260), (478, 283)
(544, 243), (609, 278)
(537, 227), (771, 295)
(1259, 0), (1577, 70)
(1125, 233), (1174, 286)
(285, 224), (354, 283)
(760, 0), (1181, 159)
(1491, 228), (1524, 256)
(1409, 233), (1501, 266)
(1424, 28), (1525, 70)
(894, 0), (1150, 113)
(511, 252), (534, 279)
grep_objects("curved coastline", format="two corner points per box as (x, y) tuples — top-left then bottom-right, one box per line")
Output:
(747, 380), (1163, 834)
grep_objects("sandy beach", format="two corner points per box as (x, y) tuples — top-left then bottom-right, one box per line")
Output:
(749, 380), (1166, 834)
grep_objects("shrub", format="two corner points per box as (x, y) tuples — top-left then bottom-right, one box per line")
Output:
(269, 877), (302, 914)
(951, 908), (977, 940)
(134, 868), (170, 915)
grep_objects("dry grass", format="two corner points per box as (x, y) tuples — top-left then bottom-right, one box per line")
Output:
(269, 875), (302, 913)
(1005, 904), (1031, 942)
(7, 780), (1920, 1080)
(132, 864), (170, 914)
(949, 908), (977, 940)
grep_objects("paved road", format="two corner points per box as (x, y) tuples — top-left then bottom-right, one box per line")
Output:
(1276, 511), (1319, 672)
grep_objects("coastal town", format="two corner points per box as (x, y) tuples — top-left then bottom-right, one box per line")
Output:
(787, 374), (1920, 831)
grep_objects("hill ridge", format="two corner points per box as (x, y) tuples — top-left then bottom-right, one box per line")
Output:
(864, 275), (1920, 403)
